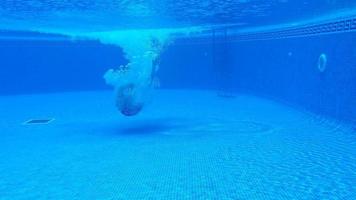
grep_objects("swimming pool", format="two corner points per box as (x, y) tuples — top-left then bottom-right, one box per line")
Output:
(0, 1), (355, 199)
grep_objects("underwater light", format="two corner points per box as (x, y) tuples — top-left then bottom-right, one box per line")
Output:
(318, 53), (327, 72)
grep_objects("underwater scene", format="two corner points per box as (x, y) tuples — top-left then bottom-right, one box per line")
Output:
(0, 0), (355, 199)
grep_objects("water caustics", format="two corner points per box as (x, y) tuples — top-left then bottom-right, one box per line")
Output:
(1, 0), (356, 32)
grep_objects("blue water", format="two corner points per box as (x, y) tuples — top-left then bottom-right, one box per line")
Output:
(0, 0), (356, 31)
(0, 1), (356, 199)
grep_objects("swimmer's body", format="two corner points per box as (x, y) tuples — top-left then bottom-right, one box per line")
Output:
(115, 83), (144, 116)
(114, 44), (162, 116)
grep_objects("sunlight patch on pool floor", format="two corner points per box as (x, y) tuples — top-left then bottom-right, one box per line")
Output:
(0, 90), (355, 199)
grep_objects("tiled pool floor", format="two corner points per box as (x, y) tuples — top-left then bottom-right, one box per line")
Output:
(0, 90), (355, 199)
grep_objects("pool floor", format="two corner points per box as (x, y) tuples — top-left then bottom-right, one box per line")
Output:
(0, 90), (355, 199)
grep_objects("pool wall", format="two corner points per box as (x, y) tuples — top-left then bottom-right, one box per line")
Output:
(0, 39), (126, 95)
(159, 32), (356, 124)
(228, 32), (356, 124)
(0, 31), (355, 124)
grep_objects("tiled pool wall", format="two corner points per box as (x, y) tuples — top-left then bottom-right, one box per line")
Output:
(228, 32), (356, 124)
(0, 39), (126, 95)
(160, 32), (356, 124)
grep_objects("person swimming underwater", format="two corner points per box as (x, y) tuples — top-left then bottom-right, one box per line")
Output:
(115, 83), (145, 116)
(105, 38), (163, 116)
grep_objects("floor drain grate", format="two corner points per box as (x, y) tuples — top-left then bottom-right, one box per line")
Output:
(23, 118), (55, 125)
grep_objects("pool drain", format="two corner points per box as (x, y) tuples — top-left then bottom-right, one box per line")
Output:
(23, 118), (55, 125)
